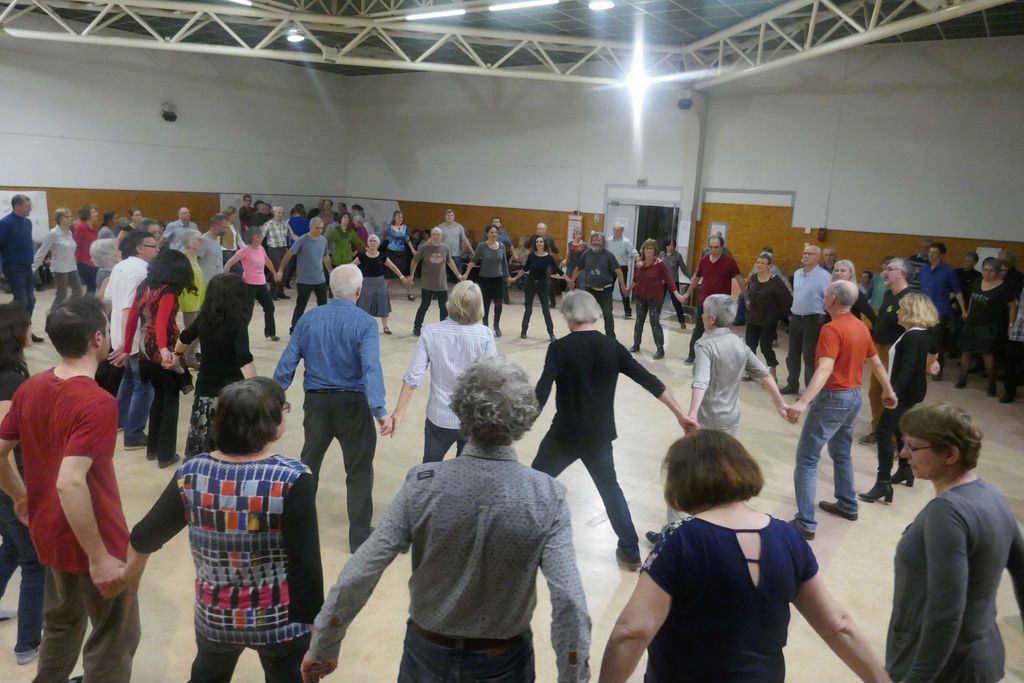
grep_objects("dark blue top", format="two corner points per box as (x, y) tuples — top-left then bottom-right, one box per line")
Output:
(918, 262), (961, 315)
(288, 217), (309, 246)
(643, 516), (818, 683)
(0, 212), (35, 265)
(273, 299), (387, 418)
(523, 252), (563, 283)
(497, 228), (513, 249)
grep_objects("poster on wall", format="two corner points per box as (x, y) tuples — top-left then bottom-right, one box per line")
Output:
(0, 191), (50, 242)
(567, 212), (582, 251)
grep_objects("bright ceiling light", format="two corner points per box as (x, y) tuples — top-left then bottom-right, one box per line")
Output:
(286, 29), (304, 42)
(588, 0), (614, 9)
(406, 8), (467, 20)
(489, 0), (557, 11)
(224, 0), (253, 6)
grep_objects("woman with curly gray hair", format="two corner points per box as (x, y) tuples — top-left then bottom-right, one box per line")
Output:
(302, 356), (591, 683)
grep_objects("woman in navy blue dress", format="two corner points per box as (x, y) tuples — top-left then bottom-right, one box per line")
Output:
(599, 430), (889, 683)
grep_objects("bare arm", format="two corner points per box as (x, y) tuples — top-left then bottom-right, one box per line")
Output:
(223, 251), (241, 272)
(760, 374), (791, 421)
(598, 573), (672, 682)
(787, 357), (835, 424)
(792, 575), (891, 682)
(659, 387), (699, 434)
(0, 434), (26, 522)
(390, 382), (416, 436)
(240, 361), (257, 378)
(278, 250), (294, 274)
(687, 387), (706, 422)
(56, 456), (126, 598)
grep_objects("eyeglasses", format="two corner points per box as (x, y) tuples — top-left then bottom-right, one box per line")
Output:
(901, 442), (930, 454)
(140, 243), (158, 250)
(282, 402), (291, 414)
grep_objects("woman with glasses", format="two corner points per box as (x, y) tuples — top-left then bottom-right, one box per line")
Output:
(886, 403), (1024, 683)
(31, 208), (83, 308)
(121, 377), (323, 683)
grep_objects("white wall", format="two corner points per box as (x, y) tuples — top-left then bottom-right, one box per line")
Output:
(0, 25), (349, 195)
(341, 72), (702, 214)
(701, 36), (1024, 241)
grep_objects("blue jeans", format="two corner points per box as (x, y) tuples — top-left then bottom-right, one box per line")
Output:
(398, 622), (534, 683)
(793, 388), (861, 532)
(3, 264), (35, 316)
(532, 432), (640, 561)
(0, 494), (44, 654)
(423, 419), (466, 464)
(115, 356), (154, 443)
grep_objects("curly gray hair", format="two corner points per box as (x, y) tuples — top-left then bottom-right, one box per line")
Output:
(450, 356), (539, 447)
(89, 238), (120, 270)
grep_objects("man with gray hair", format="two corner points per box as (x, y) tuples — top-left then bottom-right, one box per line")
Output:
(532, 290), (696, 570)
(262, 205), (291, 300)
(198, 213), (229, 285)
(274, 264), (392, 553)
(780, 244), (831, 394)
(162, 206), (198, 252)
(786, 280), (897, 540)
(0, 194), (44, 341)
(569, 233), (628, 339)
(858, 256), (911, 445)
(606, 222), (638, 319)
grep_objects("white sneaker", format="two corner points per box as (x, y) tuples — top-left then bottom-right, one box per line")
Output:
(15, 647), (39, 665)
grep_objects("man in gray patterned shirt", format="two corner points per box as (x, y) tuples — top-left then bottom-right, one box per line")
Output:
(301, 357), (591, 683)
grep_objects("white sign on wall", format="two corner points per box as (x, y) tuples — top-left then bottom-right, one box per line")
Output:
(0, 191), (50, 242)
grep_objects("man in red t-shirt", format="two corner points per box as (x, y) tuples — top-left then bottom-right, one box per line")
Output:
(0, 297), (139, 681)
(681, 234), (744, 363)
(785, 281), (897, 540)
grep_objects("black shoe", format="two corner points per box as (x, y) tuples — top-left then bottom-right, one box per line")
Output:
(931, 370), (943, 381)
(683, 357), (694, 366)
(31, 334), (44, 343)
(146, 451), (158, 461)
(615, 548), (642, 571)
(629, 344), (640, 353)
(383, 328), (392, 335)
(779, 384), (799, 395)
(277, 293), (290, 300)
(652, 348), (665, 360)
(955, 378), (967, 389)
(124, 440), (148, 451)
(548, 333), (556, 342)
(789, 519), (814, 540)
(987, 381), (997, 397)
(1000, 391), (1016, 403)
(858, 482), (894, 504)
(158, 454), (181, 469)
(494, 327), (501, 338)
(412, 328), (421, 337)
(818, 500), (858, 521)
(891, 465), (915, 488)
(267, 335), (280, 342)
(645, 530), (661, 544)
(624, 314), (632, 320)
(520, 332), (527, 339)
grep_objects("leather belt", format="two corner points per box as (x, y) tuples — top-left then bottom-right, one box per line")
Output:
(307, 388), (360, 394)
(412, 622), (521, 656)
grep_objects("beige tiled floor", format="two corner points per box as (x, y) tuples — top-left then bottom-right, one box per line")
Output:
(1, 285), (1021, 682)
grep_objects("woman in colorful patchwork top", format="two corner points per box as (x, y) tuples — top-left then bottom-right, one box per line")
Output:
(121, 377), (323, 683)
(599, 430), (888, 683)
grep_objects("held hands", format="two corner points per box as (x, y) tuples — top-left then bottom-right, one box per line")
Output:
(90, 552), (127, 599)
(159, 347), (177, 370)
(377, 414), (394, 437)
(108, 347), (130, 367)
(274, 271), (283, 282)
(389, 412), (403, 437)
(881, 390), (898, 410)
(785, 400), (807, 424)
(775, 401), (791, 422)
(928, 359), (941, 376)
(301, 651), (338, 683)
(678, 413), (700, 434)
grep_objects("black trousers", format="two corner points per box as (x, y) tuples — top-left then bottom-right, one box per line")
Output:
(786, 313), (825, 389)
(587, 286), (615, 339)
(266, 246), (288, 298)
(248, 284), (276, 337)
(745, 322), (779, 367)
(77, 262), (98, 294)
(478, 276), (504, 327)
(665, 284), (686, 324)
(522, 279), (554, 334)
(687, 305), (705, 361)
(413, 289), (448, 332)
(875, 402), (912, 482)
(633, 297), (664, 350)
(1004, 339), (1024, 397)
(189, 632), (309, 683)
(142, 361), (180, 464)
(300, 391), (376, 552)
(291, 283), (328, 331)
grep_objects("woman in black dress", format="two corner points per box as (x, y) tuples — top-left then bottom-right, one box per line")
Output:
(831, 259), (877, 324)
(177, 273), (257, 459)
(509, 235), (566, 342)
(957, 257), (1018, 396)
(859, 293), (939, 502)
(353, 234), (410, 335)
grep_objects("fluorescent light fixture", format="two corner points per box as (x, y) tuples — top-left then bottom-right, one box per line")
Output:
(406, 8), (466, 20)
(286, 29), (304, 42)
(489, 0), (557, 11)
(588, 0), (614, 9)
(225, 0), (253, 6)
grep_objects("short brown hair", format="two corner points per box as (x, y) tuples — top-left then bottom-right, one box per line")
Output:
(77, 204), (96, 221)
(212, 377), (286, 455)
(899, 402), (982, 470)
(663, 431), (764, 513)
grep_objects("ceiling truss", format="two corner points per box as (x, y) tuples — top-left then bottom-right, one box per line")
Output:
(0, 0), (1012, 86)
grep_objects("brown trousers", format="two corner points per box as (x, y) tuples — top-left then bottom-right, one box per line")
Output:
(34, 568), (140, 683)
(869, 342), (892, 430)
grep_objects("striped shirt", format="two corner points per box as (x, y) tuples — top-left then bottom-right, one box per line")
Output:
(402, 319), (497, 429)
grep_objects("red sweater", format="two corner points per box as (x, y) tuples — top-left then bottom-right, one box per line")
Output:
(632, 260), (676, 302)
(74, 221), (98, 267)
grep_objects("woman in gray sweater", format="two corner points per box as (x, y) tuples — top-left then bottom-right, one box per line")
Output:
(887, 402), (1024, 683)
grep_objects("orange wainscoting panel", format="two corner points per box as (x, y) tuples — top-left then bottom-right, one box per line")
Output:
(1, 187), (223, 229)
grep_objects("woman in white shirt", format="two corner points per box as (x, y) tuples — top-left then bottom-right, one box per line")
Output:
(31, 207), (83, 307)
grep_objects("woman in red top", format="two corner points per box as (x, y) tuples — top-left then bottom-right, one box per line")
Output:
(628, 239), (685, 360)
(74, 204), (100, 293)
(114, 250), (197, 468)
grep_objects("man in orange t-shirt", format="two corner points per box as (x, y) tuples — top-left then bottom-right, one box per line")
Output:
(786, 280), (897, 540)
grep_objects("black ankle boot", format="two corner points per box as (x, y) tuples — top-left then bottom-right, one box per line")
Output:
(858, 481), (894, 504)
(1000, 389), (1016, 403)
(987, 381), (997, 397)
(891, 461), (915, 487)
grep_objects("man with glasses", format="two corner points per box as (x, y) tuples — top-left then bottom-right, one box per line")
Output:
(681, 235), (744, 364)
(858, 257), (911, 445)
(779, 245), (831, 394)
(785, 281), (897, 540)
(106, 228), (159, 450)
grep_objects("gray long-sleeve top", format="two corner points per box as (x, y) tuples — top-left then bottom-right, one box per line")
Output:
(472, 241), (511, 279)
(32, 226), (78, 274)
(887, 478), (1024, 683)
(310, 442), (592, 682)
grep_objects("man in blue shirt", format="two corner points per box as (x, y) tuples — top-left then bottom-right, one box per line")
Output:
(0, 194), (43, 342)
(489, 216), (513, 254)
(781, 245), (832, 394)
(918, 242), (965, 380)
(274, 264), (392, 553)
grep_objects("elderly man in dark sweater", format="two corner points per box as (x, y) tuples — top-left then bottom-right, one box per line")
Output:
(532, 290), (697, 571)
(0, 194), (44, 341)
